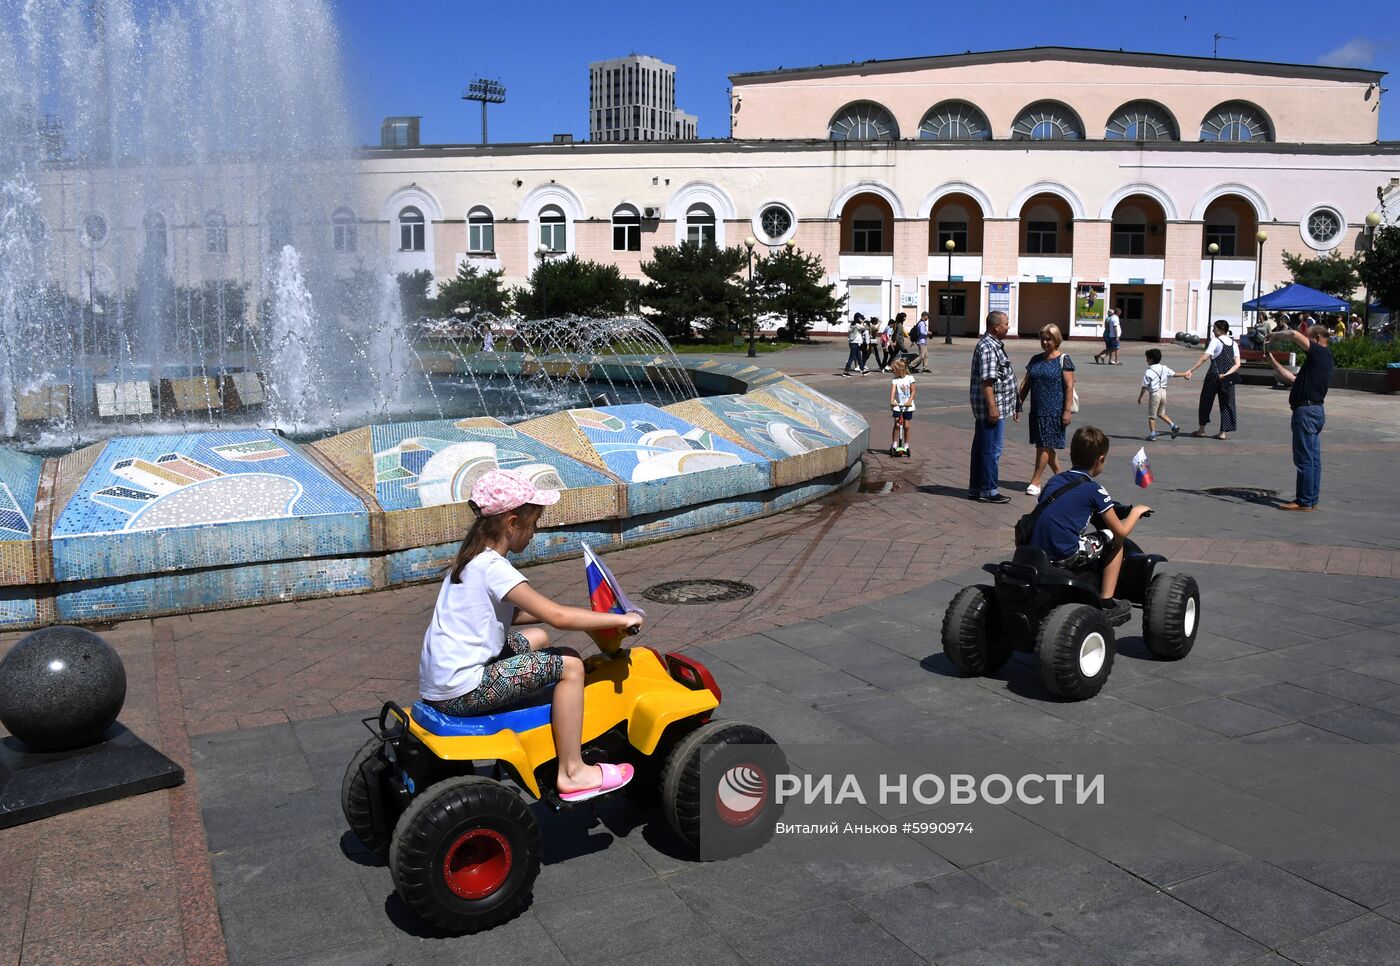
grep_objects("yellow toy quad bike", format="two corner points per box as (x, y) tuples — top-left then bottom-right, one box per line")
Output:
(341, 632), (785, 933)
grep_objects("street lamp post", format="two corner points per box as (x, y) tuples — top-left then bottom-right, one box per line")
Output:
(1253, 230), (1268, 334)
(943, 238), (956, 345)
(744, 236), (757, 358)
(1206, 241), (1219, 335)
(536, 243), (552, 315)
(1364, 211), (1382, 333)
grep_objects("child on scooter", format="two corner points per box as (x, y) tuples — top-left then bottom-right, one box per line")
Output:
(1028, 426), (1150, 622)
(889, 358), (916, 455)
(419, 468), (642, 801)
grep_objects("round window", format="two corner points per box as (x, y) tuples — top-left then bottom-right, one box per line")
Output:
(82, 213), (108, 246)
(753, 202), (796, 245)
(1301, 206), (1345, 251)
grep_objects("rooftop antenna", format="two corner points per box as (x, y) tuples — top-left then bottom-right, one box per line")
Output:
(1213, 33), (1237, 58)
(463, 77), (507, 145)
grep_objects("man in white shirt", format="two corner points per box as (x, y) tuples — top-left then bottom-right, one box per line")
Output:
(1095, 305), (1123, 365)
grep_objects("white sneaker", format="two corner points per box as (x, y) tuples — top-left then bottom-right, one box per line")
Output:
(1026, 484), (1041, 496)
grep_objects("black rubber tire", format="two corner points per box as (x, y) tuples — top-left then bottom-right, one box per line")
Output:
(1036, 604), (1115, 701)
(389, 776), (541, 934)
(624, 717), (702, 806)
(341, 735), (390, 854)
(941, 584), (1009, 675)
(1143, 573), (1201, 660)
(660, 719), (786, 861)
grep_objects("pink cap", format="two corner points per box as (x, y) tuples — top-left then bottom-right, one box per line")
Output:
(469, 468), (561, 516)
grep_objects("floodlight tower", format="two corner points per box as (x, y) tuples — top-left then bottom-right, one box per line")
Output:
(463, 78), (507, 145)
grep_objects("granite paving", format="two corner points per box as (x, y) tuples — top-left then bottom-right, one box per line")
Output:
(2, 340), (1400, 965)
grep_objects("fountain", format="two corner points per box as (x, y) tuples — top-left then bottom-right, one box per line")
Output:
(0, 0), (866, 630)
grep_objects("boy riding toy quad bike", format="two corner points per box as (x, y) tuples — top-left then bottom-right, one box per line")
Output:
(940, 504), (1199, 700)
(342, 628), (785, 934)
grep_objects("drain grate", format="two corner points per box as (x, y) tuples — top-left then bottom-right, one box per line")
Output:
(641, 579), (757, 605)
(1204, 486), (1278, 501)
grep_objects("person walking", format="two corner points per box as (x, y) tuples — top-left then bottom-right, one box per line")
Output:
(860, 317), (879, 373)
(842, 313), (866, 376)
(1017, 324), (1075, 496)
(1094, 304), (1122, 364)
(877, 316), (895, 370)
(1185, 319), (1241, 439)
(1266, 322), (1333, 511)
(912, 312), (931, 373)
(968, 310), (1019, 503)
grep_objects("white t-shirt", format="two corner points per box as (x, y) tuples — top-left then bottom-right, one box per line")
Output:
(848, 323), (864, 344)
(1106, 313), (1121, 337)
(891, 374), (916, 410)
(1207, 334), (1235, 359)
(1142, 363), (1175, 393)
(419, 550), (527, 701)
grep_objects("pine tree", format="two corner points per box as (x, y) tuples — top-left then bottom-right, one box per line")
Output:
(639, 242), (747, 341)
(1281, 249), (1361, 300)
(512, 256), (631, 319)
(1359, 225), (1400, 316)
(752, 245), (847, 340)
(433, 262), (510, 319)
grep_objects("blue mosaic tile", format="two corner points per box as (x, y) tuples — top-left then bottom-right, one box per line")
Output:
(685, 396), (841, 463)
(620, 492), (767, 545)
(51, 430), (369, 581)
(370, 419), (613, 511)
(0, 448), (43, 541)
(0, 586), (39, 628)
(384, 523), (622, 587)
(564, 404), (767, 483)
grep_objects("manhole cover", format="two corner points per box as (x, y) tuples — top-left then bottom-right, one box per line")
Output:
(1204, 486), (1278, 501)
(641, 579), (757, 605)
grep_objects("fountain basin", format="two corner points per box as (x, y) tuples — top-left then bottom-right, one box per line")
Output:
(0, 358), (865, 628)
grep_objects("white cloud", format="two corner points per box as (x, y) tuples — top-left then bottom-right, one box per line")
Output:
(1318, 38), (1381, 68)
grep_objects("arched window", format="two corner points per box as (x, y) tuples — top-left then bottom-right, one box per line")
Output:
(1024, 203), (1062, 254)
(205, 211), (227, 254)
(612, 205), (641, 252)
(538, 205), (566, 252)
(1105, 101), (1178, 141)
(1204, 207), (1240, 255)
(1011, 101), (1084, 141)
(144, 212), (167, 257)
(919, 101), (991, 141)
(467, 206), (494, 253)
(828, 101), (899, 141)
(331, 208), (357, 253)
(851, 203), (885, 253)
(267, 210), (293, 253)
(936, 202), (970, 251)
(1200, 102), (1273, 142)
(398, 206), (425, 252)
(685, 203), (716, 247)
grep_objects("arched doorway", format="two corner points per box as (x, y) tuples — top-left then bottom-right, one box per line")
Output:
(1200, 194), (1261, 333)
(840, 192), (893, 254)
(1017, 192), (1075, 336)
(1109, 194), (1168, 339)
(928, 192), (985, 336)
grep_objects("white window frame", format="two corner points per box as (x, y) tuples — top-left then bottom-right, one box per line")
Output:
(399, 206), (425, 252)
(1300, 205), (1346, 253)
(685, 203), (716, 247)
(612, 205), (641, 252)
(332, 208), (357, 253)
(539, 205), (567, 252)
(752, 201), (796, 246)
(467, 206), (494, 254)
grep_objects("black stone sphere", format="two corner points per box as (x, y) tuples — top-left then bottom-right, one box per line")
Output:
(0, 626), (126, 752)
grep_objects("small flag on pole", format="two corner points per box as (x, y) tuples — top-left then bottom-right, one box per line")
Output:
(1132, 447), (1153, 488)
(583, 544), (644, 653)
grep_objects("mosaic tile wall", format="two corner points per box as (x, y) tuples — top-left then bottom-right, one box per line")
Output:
(0, 359), (865, 627)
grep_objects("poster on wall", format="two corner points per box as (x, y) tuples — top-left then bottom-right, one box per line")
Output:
(988, 282), (1011, 316)
(1076, 282), (1106, 325)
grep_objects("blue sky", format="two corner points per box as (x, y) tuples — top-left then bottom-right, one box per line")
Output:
(338, 0), (1399, 144)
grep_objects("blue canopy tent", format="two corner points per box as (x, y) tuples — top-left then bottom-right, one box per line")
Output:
(1242, 283), (1350, 314)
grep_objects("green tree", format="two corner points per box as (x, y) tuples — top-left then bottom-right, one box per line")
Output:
(639, 242), (747, 341)
(433, 262), (510, 319)
(512, 256), (632, 319)
(1359, 224), (1400, 317)
(1281, 249), (1361, 300)
(395, 269), (435, 322)
(752, 245), (847, 340)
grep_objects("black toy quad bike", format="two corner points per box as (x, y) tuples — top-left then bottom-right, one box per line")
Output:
(940, 507), (1199, 700)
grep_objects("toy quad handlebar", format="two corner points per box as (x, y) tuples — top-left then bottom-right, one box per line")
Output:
(1111, 503), (1152, 520)
(586, 616), (642, 655)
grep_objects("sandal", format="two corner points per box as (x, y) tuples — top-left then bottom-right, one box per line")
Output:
(1189, 430), (1207, 438)
(558, 762), (634, 802)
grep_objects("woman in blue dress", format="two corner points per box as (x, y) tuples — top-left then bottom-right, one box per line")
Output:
(1016, 323), (1076, 496)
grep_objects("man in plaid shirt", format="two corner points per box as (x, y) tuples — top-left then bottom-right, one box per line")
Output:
(968, 310), (1020, 503)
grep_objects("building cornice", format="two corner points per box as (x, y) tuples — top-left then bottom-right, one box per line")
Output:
(726, 46), (1386, 86)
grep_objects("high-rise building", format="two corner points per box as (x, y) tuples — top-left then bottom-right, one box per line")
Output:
(589, 54), (697, 142)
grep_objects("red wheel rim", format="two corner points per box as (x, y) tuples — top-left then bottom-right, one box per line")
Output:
(715, 762), (769, 827)
(442, 828), (512, 899)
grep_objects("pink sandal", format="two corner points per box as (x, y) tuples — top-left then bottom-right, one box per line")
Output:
(558, 762), (634, 802)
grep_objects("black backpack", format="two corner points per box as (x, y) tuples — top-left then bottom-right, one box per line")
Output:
(1013, 476), (1091, 547)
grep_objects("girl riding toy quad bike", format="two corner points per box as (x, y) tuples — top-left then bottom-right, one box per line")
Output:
(341, 627), (786, 934)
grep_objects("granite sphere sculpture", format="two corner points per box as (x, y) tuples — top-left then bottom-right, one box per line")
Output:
(0, 626), (126, 751)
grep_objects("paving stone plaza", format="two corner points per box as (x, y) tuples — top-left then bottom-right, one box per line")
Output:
(3, 340), (1400, 965)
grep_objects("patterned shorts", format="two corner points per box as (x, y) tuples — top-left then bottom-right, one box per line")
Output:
(427, 631), (564, 717)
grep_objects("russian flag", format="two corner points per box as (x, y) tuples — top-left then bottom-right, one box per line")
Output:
(583, 544), (642, 617)
(1132, 447), (1152, 488)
